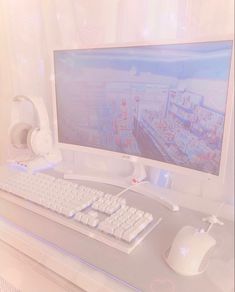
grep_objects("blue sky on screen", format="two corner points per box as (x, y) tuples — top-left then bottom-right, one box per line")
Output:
(56, 40), (233, 81)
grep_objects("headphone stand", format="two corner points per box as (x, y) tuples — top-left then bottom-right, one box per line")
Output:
(9, 148), (62, 172)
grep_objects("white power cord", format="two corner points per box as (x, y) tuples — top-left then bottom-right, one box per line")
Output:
(115, 180), (150, 198)
(115, 180), (179, 211)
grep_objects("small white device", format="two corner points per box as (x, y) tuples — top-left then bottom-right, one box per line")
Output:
(9, 95), (61, 171)
(165, 226), (216, 276)
(164, 213), (224, 276)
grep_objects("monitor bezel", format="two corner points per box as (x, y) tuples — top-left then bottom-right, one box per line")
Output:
(50, 36), (234, 182)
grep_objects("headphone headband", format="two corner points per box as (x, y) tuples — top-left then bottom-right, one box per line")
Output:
(14, 95), (50, 131)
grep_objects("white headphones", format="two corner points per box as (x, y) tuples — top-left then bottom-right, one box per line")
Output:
(10, 95), (53, 156)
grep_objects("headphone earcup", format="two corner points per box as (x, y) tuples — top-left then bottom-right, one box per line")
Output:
(13, 95), (54, 157)
(27, 128), (53, 156)
(27, 127), (38, 153)
(10, 123), (32, 149)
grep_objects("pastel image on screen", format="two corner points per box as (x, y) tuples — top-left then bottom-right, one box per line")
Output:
(54, 41), (233, 175)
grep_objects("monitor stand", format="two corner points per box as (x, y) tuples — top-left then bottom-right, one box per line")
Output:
(59, 152), (179, 212)
(63, 156), (147, 188)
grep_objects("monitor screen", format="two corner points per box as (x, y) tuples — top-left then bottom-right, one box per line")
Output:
(54, 40), (233, 176)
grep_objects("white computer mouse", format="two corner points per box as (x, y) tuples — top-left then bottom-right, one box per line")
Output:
(164, 226), (216, 276)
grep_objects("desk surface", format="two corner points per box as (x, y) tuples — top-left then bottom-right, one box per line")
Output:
(0, 239), (83, 292)
(0, 171), (234, 292)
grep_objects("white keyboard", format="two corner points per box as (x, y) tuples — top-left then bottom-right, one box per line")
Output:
(0, 276), (20, 292)
(0, 167), (162, 253)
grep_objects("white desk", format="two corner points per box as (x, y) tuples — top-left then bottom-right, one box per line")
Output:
(0, 239), (83, 292)
(0, 173), (234, 292)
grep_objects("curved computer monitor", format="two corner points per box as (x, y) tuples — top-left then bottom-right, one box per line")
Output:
(52, 38), (234, 181)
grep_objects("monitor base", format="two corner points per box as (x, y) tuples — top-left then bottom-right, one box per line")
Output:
(63, 172), (179, 212)
(57, 150), (179, 211)
(63, 159), (147, 188)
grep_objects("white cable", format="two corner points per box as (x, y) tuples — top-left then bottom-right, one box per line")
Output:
(115, 180), (149, 198)
(204, 202), (225, 233)
(215, 202), (225, 217)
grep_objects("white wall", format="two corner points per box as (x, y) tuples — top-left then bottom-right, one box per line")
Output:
(0, 0), (234, 205)
(0, 2), (13, 164)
